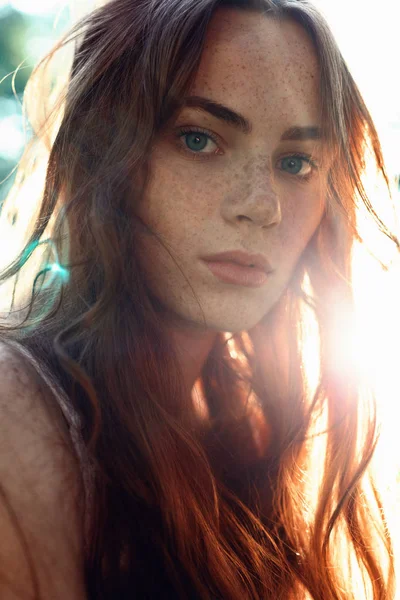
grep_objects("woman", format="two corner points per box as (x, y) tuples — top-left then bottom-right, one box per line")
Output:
(0, 0), (398, 598)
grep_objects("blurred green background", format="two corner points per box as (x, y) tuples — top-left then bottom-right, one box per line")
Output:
(0, 0), (70, 208)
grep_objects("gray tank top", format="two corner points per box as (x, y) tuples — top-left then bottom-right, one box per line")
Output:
(3, 339), (95, 558)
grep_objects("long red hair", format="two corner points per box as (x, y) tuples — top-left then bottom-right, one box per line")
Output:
(0, 0), (398, 598)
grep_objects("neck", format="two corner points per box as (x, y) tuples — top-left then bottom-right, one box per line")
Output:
(169, 326), (218, 398)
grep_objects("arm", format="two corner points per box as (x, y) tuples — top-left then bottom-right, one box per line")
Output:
(0, 342), (87, 599)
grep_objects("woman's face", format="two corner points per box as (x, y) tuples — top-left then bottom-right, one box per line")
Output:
(135, 9), (329, 334)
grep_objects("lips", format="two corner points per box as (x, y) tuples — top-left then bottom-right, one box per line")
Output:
(201, 250), (272, 273)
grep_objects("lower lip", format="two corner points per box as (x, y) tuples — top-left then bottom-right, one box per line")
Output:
(203, 260), (269, 287)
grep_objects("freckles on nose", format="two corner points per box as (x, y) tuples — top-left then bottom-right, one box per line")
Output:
(230, 160), (256, 182)
(236, 158), (275, 191)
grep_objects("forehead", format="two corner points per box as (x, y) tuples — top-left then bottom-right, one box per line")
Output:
(190, 8), (320, 127)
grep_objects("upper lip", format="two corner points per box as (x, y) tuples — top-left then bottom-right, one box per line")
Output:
(202, 250), (273, 273)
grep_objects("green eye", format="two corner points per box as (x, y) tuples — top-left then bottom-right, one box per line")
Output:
(184, 132), (209, 152)
(279, 154), (317, 180)
(281, 156), (304, 175)
(176, 126), (220, 157)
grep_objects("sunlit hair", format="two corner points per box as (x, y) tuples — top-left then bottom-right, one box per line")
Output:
(0, 0), (399, 598)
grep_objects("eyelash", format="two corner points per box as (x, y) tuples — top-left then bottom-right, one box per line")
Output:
(174, 126), (319, 181)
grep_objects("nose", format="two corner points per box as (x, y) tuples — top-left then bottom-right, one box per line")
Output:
(221, 164), (282, 229)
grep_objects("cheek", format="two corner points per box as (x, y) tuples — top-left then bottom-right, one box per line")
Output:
(136, 160), (221, 260)
(134, 168), (203, 285)
(280, 187), (325, 258)
(138, 157), (195, 228)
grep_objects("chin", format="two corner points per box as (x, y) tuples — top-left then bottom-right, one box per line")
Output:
(164, 294), (278, 335)
(192, 311), (267, 335)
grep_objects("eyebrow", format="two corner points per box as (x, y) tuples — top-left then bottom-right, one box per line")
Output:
(182, 95), (321, 141)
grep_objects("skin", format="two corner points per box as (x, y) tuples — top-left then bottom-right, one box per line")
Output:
(135, 9), (329, 401)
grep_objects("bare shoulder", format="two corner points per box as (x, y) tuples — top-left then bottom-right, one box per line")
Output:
(0, 341), (87, 599)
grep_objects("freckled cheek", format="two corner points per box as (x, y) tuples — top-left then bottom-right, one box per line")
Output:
(280, 192), (325, 257)
(136, 185), (215, 267)
(144, 181), (219, 238)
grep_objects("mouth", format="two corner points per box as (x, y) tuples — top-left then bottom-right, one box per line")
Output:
(203, 261), (269, 287)
(202, 249), (273, 273)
